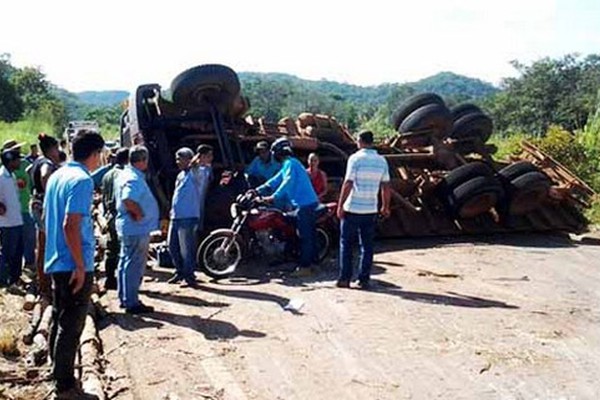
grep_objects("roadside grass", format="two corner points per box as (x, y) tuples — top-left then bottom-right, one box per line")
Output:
(0, 118), (55, 147)
(586, 197), (600, 225)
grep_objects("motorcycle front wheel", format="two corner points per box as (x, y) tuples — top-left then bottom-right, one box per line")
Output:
(197, 231), (243, 279)
(316, 227), (331, 262)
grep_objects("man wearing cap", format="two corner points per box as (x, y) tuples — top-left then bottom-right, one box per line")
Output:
(2, 140), (35, 272)
(0, 145), (25, 287)
(167, 146), (212, 287)
(245, 141), (281, 186)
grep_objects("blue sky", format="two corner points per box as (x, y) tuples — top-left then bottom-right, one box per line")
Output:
(1, 0), (598, 91)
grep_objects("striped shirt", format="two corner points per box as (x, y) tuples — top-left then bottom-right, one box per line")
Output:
(342, 148), (390, 214)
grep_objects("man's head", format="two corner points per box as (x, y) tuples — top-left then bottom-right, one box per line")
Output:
(196, 144), (214, 166)
(175, 147), (194, 171)
(71, 131), (105, 172)
(129, 145), (149, 172)
(38, 133), (60, 162)
(255, 141), (270, 162)
(270, 137), (293, 162)
(357, 130), (374, 149)
(115, 147), (130, 167)
(1, 149), (22, 172)
(59, 139), (67, 149)
(29, 144), (39, 156)
(308, 152), (320, 169)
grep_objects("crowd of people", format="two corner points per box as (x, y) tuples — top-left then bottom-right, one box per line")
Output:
(0, 129), (390, 399)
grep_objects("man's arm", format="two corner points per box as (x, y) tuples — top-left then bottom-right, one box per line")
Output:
(63, 213), (86, 293)
(336, 180), (353, 220)
(256, 164), (285, 196)
(40, 163), (53, 192)
(123, 199), (144, 221)
(379, 182), (391, 218)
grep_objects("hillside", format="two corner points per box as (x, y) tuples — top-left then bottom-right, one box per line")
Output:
(76, 90), (129, 106)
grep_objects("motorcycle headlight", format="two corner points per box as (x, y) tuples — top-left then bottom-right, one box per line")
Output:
(230, 203), (239, 219)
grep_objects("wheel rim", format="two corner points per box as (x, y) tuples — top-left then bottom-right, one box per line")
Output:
(202, 235), (241, 277)
(316, 228), (330, 261)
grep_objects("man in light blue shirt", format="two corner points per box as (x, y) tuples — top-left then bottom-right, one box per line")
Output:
(336, 130), (391, 290)
(167, 145), (213, 287)
(43, 130), (105, 399)
(255, 138), (319, 277)
(245, 141), (281, 186)
(115, 145), (159, 314)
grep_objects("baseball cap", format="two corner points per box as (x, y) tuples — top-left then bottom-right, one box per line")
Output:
(1, 149), (22, 163)
(255, 141), (269, 151)
(2, 139), (26, 152)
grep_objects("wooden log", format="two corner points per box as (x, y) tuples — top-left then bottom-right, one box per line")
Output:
(38, 305), (53, 338)
(80, 311), (105, 400)
(22, 302), (43, 345)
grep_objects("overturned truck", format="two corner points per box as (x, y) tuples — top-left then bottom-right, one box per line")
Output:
(120, 64), (593, 239)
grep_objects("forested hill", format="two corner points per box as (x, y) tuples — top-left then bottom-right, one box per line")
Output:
(237, 71), (498, 126)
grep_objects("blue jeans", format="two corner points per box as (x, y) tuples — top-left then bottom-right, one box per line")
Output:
(117, 235), (150, 309)
(297, 203), (318, 268)
(339, 213), (377, 283)
(168, 218), (199, 280)
(0, 226), (24, 286)
(22, 212), (36, 265)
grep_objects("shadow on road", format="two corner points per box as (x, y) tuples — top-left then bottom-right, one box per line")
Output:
(196, 284), (290, 308)
(141, 289), (231, 308)
(145, 310), (267, 341)
(99, 312), (164, 332)
(370, 279), (519, 309)
(377, 232), (577, 253)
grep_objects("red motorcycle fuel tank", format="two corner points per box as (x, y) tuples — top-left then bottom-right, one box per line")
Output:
(247, 210), (295, 236)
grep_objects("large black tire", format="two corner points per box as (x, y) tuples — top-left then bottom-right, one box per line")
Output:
(506, 171), (551, 215)
(398, 103), (452, 137)
(450, 176), (504, 218)
(450, 112), (493, 142)
(197, 230), (243, 280)
(498, 161), (540, 182)
(391, 93), (444, 131)
(443, 161), (495, 191)
(171, 64), (240, 108)
(451, 103), (482, 121)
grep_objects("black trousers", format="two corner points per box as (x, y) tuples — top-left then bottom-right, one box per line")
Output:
(105, 218), (120, 284)
(49, 272), (93, 391)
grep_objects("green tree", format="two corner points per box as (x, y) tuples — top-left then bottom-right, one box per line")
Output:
(0, 54), (23, 121)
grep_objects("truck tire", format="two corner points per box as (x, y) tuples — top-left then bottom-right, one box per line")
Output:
(443, 161), (495, 191)
(498, 161), (540, 182)
(398, 103), (452, 137)
(171, 64), (240, 108)
(450, 112), (493, 142)
(391, 93), (444, 131)
(451, 103), (482, 121)
(507, 171), (551, 215)
(450, 176), (504, 218)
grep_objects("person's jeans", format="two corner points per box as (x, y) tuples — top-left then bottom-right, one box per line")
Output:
(0, 225), (24, 286)
(49, 272), (93, 392)
(22, 212), (36, 266)
(296, 203), (318, 268)
(117, 235), (150, 309)
(168, 218), (199, 281)
(339, 213), (377, 283)
(104, 217), (120, 285)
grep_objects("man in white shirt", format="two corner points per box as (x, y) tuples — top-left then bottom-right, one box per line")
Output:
(0, 148), (25, 287)
(336, 131), (391, 290)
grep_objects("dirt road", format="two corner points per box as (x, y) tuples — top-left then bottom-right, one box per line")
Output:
(99, 234), (600, 400)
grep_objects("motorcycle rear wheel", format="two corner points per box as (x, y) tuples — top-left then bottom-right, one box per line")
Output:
(197, 231), (243, 279)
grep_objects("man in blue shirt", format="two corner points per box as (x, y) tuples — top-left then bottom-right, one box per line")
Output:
(245, 141), (281, 186)
(43, 130), (105, 399)
(254, 138), (319, 277)
(167, 146), (213, 287)
(115, 145), (159, 314)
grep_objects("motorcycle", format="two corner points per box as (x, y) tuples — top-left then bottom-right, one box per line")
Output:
(197, 192), (337, 279)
